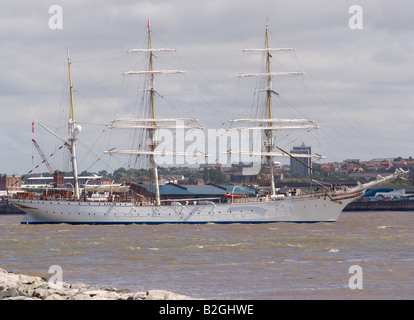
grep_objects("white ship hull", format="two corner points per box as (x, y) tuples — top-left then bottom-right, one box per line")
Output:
(11, 169), (404, 224)
(10, 190), (362, 224)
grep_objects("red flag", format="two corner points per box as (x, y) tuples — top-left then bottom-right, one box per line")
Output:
(32, 121), (35, 133)
(147, 18), (151, 30)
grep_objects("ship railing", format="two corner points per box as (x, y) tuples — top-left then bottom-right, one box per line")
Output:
(229, 196), (270, 204)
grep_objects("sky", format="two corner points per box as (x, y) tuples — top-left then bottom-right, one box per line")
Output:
(1, 0), (413, 175)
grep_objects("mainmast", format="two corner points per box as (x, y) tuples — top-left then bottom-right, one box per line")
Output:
(67, 47), (80, 200)
(264, 22), (276, 196)
(147, 20), (161, 206)
(106, 19), (202, 207)
(265, 22), (273, 120)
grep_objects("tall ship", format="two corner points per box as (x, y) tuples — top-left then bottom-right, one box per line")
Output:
(9, 21), (405, 224)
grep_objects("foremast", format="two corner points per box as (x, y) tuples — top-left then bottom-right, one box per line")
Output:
(230, 21), (322, 197)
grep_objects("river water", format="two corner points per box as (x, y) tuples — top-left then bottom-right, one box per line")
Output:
(0, 211), (412, 299)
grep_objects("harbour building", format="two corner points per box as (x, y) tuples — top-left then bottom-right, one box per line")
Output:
(0, 174), (21, 193)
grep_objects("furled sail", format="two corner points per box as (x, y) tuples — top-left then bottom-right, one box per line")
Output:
(237, 72), (304, 78)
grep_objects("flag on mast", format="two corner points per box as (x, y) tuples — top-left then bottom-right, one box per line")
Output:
(147, 18), (151, 30)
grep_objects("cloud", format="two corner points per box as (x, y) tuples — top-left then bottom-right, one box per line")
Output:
(1, 0), (413, 174)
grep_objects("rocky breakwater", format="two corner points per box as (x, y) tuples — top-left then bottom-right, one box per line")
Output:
(0, 268), (197, 300)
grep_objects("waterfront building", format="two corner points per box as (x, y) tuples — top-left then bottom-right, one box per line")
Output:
(0, 174), (21, 192)
(290, 143), (312, 177)
(23, 175), (102, 189)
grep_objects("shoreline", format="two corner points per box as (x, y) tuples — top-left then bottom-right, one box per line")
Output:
(343, 199), (414, 211)
(0, 267), (198, 300)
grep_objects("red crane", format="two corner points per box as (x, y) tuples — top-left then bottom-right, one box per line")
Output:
(32, 139), (54, 174)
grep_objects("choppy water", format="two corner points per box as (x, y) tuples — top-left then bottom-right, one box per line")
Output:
(0, 211), (413, 299)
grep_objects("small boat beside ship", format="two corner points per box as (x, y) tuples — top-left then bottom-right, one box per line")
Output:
(8, 21), (406, 224)
(0, 199), (24, 214)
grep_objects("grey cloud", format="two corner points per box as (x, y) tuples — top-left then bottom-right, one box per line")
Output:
(1, 0), (413, 173)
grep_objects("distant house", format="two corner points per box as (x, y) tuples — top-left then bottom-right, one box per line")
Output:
(379, 160), (394, 172)
(160, 175), (185, 184)
(0, 174), (21, 194)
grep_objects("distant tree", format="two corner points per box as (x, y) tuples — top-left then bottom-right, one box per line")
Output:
(202, 168), (210, 184)
(98, 170), (109, 178)
(394, 156), (414, 161)
(186, 172), (203, 184)
(112, 167), (127, 183)
(202, 168), (230, 185)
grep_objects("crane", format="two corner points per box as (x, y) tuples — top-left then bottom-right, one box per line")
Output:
(32, 139), (54, 174)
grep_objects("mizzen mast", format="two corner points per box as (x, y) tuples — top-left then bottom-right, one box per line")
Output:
(67, 47), (81, 200)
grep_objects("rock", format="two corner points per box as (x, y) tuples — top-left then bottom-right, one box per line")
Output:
(0, 267), (199, 300)
(146, 289), (194, 300)
(32, 288), (50, 299)
(0, 289), (25, 299)
(128, 291), (148, 300)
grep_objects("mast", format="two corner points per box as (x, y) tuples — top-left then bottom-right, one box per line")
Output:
(264, 22), (276, 196)
(265, 22), (273, 120)
(147, 20), (161, 206)
(105, 19), (202, 206)
(231, 21), (320, 198)
(67, 47), (80, 200)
